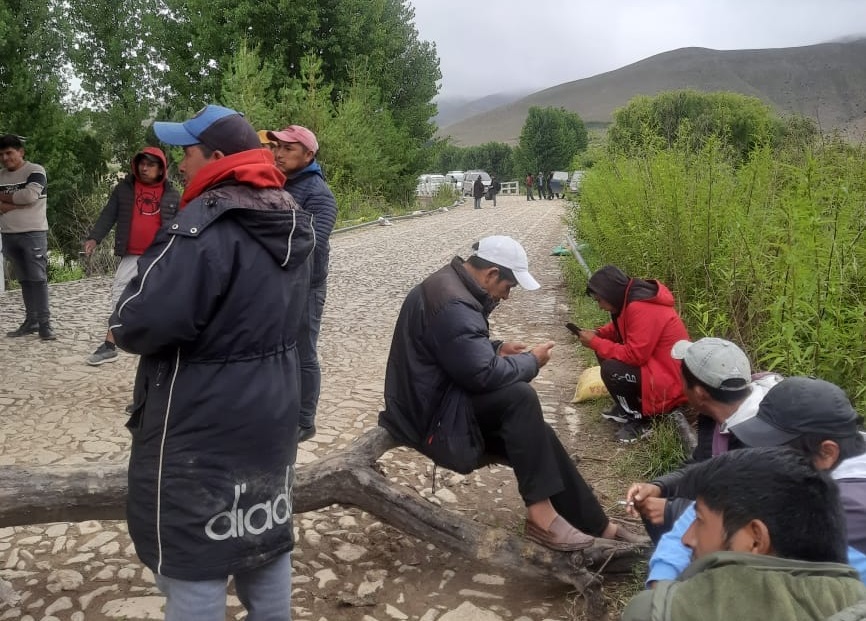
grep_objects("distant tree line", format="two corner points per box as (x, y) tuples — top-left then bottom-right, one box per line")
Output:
(430, 107), (589, 180)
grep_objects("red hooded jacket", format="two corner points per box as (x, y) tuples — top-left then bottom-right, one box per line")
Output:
(588, 267), (689, 415)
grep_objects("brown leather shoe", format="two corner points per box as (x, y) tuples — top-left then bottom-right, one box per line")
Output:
(612, 524), (651, 545)
(525, 516), (594, 551)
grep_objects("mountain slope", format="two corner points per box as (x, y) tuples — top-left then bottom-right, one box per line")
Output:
(434, 90), (531, 127)
(439, 40), (866, 146)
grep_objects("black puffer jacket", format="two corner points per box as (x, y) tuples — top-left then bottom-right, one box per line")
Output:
(110, 183), (314, 580)
(87, 147), (180, 256)
(379, 257), (539, 447)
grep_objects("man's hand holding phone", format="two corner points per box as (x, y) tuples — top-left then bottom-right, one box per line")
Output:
(530, 341), (555, 367)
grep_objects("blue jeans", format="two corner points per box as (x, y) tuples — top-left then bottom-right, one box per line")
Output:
(298, 283), (327, 429)
(473, 197), (482, 209)
(155, 552), (292, 621)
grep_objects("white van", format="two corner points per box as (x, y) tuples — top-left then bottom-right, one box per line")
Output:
(461, 171), (491, 196)
(415, 174), (446, 196)
(549, 171), (569, 198)
(569, 170), (586, 192)
(443, 170), (465, 192)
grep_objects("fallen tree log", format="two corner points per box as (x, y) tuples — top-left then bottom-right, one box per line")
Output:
(0, 426), (648, 591)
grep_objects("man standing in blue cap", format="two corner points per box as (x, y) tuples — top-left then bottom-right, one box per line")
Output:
(110, 104), (315, 621)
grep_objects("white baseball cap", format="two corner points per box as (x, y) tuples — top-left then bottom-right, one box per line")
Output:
(473, 235), (540, 290)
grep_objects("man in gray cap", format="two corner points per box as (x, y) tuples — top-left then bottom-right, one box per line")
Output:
(110, 104), (315, 621)
(646, 376), (866, 587)
(626, 338), (782, 543)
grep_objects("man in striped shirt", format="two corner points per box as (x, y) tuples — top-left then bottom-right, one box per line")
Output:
(0, 133), (54, 340)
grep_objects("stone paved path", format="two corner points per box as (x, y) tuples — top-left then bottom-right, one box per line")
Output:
(0, 195), (598, 621)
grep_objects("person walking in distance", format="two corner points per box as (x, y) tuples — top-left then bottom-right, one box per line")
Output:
(472, 174), (484, 209)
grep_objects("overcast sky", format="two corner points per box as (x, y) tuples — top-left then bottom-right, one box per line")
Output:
(409, 0), (866, 100)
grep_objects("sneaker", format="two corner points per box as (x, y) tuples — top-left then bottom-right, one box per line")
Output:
(298, 425), (316, 443)
(87, 343), (118, 366)
(6, 319), (38, 337)
(615, 419), (653, 444)
(601, 404), (630, 424)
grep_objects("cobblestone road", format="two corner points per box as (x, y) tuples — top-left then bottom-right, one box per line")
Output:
(0, 195), (596, 621)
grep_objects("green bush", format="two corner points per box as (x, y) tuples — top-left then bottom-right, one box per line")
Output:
(574, 136), (866, 409)
(614, 415), (688, 481)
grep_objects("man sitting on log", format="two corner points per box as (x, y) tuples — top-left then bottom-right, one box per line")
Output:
(379, 235), (644, 551)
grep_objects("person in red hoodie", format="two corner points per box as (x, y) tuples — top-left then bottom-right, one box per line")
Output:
(576, 265), (689, 442)
(83, 147), (180, 366)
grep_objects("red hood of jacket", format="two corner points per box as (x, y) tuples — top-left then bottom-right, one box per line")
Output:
(131, 147), (169, 184)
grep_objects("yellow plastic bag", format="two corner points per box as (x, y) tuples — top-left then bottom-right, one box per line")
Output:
(571, 365), (609, 403)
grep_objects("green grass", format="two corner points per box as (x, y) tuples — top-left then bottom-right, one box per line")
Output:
(613, 415), (688, 482)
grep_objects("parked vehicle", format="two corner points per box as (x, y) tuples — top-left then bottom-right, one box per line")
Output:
(443, 170), (465, 192)
(569, 170), (585, 192)
(549, 171), (569, 197)
(415, 173), (446, 197)
(461, 170), (491, 196)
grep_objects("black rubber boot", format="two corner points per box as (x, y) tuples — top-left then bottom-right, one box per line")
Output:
(6, 281), (38, 337)
(6, 318), (39, 337)
(38, 322), (56, 341)
(29, 281), (56, 340)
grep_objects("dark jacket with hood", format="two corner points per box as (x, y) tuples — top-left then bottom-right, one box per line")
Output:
(87, 147), (180, 256)
(587, 265), (689, 415)
(379, 257), (539, 448)
(472, 176), (485, 199)
(110, 153), (315, 581)
(284, 160), (337, 288)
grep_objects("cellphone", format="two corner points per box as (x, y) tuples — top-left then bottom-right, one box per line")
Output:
(565, 322), (583, 336)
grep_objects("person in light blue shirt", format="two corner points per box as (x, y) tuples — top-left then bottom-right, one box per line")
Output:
(646, 377), (866, 586)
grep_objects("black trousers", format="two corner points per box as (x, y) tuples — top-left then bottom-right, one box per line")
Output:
(470, 382), (609, 536)
(599, 357), (643, 415)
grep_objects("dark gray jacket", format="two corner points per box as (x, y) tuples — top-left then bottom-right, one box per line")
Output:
(379, 257), (538, 449)
(284, 161), (336, 288)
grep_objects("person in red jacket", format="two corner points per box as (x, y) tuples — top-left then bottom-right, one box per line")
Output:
(575, 265), (689, 442)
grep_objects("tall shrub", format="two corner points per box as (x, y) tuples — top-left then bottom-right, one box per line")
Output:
(576, 138), (866, 408)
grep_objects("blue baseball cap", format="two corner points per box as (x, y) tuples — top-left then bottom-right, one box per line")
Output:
(153, 105), (261, 155)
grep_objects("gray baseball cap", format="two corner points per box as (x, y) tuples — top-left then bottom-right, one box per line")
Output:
(730, 377), (859, 446)
(671, 337), (751, 391)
